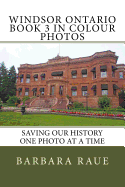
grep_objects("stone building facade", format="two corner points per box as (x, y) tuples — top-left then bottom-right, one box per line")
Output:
(16, 50), (125, 108)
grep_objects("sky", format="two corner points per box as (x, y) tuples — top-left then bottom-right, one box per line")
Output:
(0, 43), (125, 73)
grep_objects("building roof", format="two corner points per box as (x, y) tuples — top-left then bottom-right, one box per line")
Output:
(18, 50), (119, 70)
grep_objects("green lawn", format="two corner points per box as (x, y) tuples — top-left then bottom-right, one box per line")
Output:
(0, 112), (125, 126)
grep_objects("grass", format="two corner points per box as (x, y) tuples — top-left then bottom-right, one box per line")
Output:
(0, 112), (125, 126)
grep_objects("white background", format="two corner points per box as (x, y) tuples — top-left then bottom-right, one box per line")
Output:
(0, 0), (125, 41)
(0, 128), (124, 146)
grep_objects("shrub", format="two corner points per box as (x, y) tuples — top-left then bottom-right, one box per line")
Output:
(22, 96), (30, 105)
(66, 95), (70, 100)
(7, 96), (20, 106)
(98, 96), (110, 109)
(73, 101), (84, 108)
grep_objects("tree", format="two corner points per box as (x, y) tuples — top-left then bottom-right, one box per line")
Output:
(118, 89), (125, 108)
(0, 62), (17, 102)
(8, 65), (16, 96)
(0, 62), (9, 102)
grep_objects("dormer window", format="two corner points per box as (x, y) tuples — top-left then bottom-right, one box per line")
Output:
(33, 74), (38, 81)
(100, 65), (107, 78)
(81, 69), (87, 77)
(71, 70), (77, 78)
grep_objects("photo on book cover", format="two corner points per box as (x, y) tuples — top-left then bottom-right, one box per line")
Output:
(0, 43), (125, 126)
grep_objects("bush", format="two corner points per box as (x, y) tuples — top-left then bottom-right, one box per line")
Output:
(7, 96), (20, 106)
(98, 96), (110, 109)
(22, 96), (30, 105)
(73, 101), (84, 108)
(66, 95), (70, 100)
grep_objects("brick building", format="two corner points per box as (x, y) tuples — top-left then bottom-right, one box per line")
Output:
(16, 50), (125, 108)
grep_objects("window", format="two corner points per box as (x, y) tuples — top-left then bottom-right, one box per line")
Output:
(32, 88), (37, 96)
(119, 72), (123, 79)
(72, 90), (77, 96)
(51, 71), (63, 76)
(81, 86), (87, 96)
(81, 69), (87, 77)
(82, 91), (87, 96)
(18, 88), (22, 96)
(19, 74), (23, 83)
(93, 72), (96, 79)
(41, 77), (45, 80)
(33, 74), (38, 81)
(25, 88), (29, 96)
(100, 65), (107, 78)
(20, 78), (23, 83)
(71, 86), (77, 96)
(19, 91), (22, 96)
(40, 88), (45, 95)
(59, 86), (63, 95)
(26, 74), (30, 83)
(101, 70), (107, 78)
(101, 84), (108, 96)
(72, 74), (77, 78)
(25, 91), (29, 96)
(41, 73), (45, 80)
(71, 70), (77, 79)
(93, 90), (97, 96)
(41, 91), (44, 95)
(102, 90), (108, 95)
(113, 89), (116, 95)
(82, 74), (87, 77)
(112, 66), (117, 77)
(26, 78), (30, 83)
(113, 84), (119, 95)
(91, 67), (96, 79)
